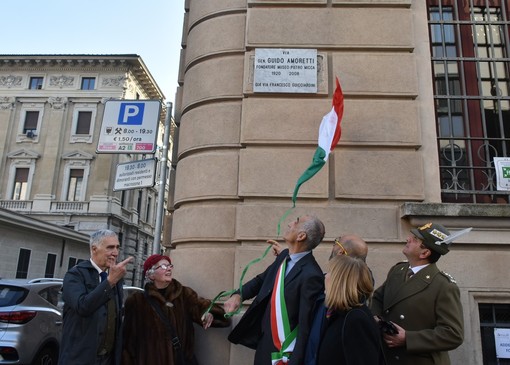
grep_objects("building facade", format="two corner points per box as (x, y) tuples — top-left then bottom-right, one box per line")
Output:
(0, 54), (170, 285)
(170, 1), (510, 364)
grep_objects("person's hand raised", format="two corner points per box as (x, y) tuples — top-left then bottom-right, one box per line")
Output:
(268, 239), (284, 256)
(107, 257), (133, 286)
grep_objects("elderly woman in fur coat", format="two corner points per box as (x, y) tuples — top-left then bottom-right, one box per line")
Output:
(121, 254), (230, 365)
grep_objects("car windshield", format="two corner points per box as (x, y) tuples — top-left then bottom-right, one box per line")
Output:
(0, 285), (28, 307)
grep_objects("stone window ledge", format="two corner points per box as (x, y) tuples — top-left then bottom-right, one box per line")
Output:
(400, 202), (510, 229)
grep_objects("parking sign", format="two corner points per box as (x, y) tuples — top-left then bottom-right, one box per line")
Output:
(97, 100), (161, 154)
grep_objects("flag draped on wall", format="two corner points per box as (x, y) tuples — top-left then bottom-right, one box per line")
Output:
(291, 77), (344, 204)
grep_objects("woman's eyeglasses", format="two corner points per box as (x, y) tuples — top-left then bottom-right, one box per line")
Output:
(154, 264), (174, 271)
(334, 238), (348, 256)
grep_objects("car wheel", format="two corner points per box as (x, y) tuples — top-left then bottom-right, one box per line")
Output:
(31, 346), (58, 365)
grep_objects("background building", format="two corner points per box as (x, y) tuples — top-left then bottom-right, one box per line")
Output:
(169, 1), (510, 365)
(0, 54), (173, 285)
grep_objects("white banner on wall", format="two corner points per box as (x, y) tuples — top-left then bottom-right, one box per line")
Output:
(495, 328), (510, 358)
(254, 48), (317, 93)
(494, 157), (510, 191)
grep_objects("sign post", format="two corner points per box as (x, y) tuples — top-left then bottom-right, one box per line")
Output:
(153, 102), (173, 254)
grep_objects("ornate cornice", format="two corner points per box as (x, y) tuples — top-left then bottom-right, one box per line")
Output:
(0, 55), (164, 100)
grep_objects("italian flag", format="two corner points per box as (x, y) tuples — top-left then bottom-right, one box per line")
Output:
(291, 77), (344, 204)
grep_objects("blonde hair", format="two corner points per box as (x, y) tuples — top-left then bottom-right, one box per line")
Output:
(325, 255), (374, 311)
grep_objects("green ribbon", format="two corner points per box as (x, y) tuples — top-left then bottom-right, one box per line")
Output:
(202, 199), (296, 319)
(202, 243), (274, 318)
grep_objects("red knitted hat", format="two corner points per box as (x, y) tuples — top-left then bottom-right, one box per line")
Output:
(143, 254), (171, 275)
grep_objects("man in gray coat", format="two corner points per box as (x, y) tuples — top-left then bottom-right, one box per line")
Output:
(58, 230), (132, 365)
(371, 223), (464, 365)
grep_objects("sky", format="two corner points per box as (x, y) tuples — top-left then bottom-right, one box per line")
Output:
(1, 0), (185, 102)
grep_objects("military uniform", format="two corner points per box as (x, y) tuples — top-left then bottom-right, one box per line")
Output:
(371, 222), (465, 365)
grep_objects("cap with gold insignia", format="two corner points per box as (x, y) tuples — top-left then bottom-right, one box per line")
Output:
(411, 222), (451, 255)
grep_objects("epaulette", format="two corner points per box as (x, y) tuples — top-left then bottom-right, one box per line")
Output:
(394, 260), (408, 268)
(392, 261), (409, 273)
(440, 271), (457, 283)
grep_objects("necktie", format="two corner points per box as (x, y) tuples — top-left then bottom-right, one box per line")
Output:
(100, 271), (108, 282)
(284, 255), (292, 277)
(406, 268), (413, 281)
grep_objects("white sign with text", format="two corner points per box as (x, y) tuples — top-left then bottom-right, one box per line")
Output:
(494, 157), (510, 191)
(97, 100), (161, 154)
(495, 328), (510, 358)
(254, 48), (317, 93)
(113, 159), (156, 191)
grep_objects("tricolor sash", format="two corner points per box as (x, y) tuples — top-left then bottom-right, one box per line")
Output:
(270, 258), (298, 364)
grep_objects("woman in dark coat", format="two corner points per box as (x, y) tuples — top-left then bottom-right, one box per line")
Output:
(121, 254), (230, 365)
(316, 255), (384, 365)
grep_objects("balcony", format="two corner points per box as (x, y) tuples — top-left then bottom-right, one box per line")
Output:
(0, 195), (156, 236)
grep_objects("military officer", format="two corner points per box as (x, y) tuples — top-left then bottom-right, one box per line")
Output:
(370, 223), (464, 365)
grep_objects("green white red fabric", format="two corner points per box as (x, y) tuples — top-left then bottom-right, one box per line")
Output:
(270, 259), (298, 364)
(291, 77), (344, 204)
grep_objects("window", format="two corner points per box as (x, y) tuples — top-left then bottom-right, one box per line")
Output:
(23, 111), (39, 134)
(121, 190), (128, 208)
(70, 105), (97, 143)
(7, 151), (37, 201)
(137, 190), (142, 214)
(118, 232), (123, 248)
(16, 248), (31, 279)
(67, 169), (84, 201)
(44, 253), (57, 278)
(39, 286), (61, 308)
(17, 104), (43, 142)
(428, 0), (510, 203)
(29, 77), (43, 90)
(76, 111), (92, 134)
(145, 195), (152, 222)
(61, 152), (92, 201)
(479, 303), (510, 364)
(81, 77), (95, 90)
(12, 168), (29, 200)
(68, 257), (77, 270)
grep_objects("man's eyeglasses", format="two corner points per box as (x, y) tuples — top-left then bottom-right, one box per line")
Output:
(154, 264), (174, 271)
(334, 238), (348, 256)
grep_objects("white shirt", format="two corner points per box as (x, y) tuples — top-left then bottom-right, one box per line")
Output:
(90, 258), (105, 283)
(409, 263), (429, 275)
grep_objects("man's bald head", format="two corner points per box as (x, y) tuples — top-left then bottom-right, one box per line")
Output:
(330, 234), (368, 261)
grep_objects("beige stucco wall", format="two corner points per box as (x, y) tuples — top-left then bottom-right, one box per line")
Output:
(171, 1), (510, 365)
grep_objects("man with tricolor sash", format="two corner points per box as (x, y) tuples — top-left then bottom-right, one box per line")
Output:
(225, 215), (325, 365)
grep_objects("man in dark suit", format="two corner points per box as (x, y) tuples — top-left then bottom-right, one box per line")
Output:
(59, 229), (133, 365)
(224, 215), (325, 365)
(370, 223), (464, 365)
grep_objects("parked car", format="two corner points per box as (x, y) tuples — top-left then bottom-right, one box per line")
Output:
(0, 278), (63, 365)
(122, 285), (144, 305)
(0, 277), (143, 365)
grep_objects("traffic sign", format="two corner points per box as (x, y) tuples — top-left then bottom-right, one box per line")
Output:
(97, 100), (161, 153)
(113, 159), (157, 191)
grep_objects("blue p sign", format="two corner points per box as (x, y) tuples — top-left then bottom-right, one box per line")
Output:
(118, 103), (145, 125)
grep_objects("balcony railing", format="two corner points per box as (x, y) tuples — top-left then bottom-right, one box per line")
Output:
(0, 200), (32, 211)
(51, 201), (88, 212)
(0, 197), (155, 235)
